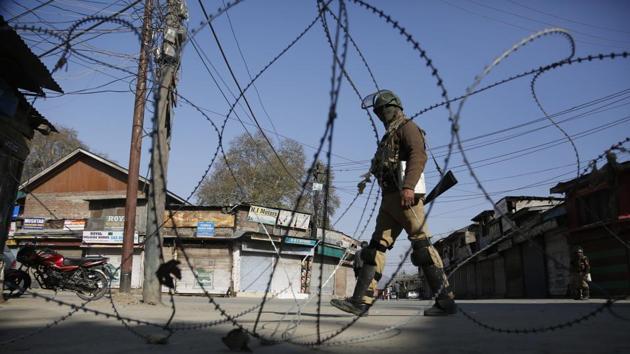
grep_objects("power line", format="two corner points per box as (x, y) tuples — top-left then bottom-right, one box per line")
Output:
(197, 0), (302, 187)
(507, 0), (630, 36)
(330, 87), (630, 170)
(467, 0), (630, 45)
(7, 0), (55, 22)
(221, 0), (282, 144)
(440, 0), (627, 50)
(37, 0), (141, 58)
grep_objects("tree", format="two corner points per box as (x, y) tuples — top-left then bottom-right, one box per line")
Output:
(196, 131), (340, 224)
(22, 125), (86, 181)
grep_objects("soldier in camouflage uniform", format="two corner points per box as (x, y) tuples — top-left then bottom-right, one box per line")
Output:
(331, 90), (456, 316)
(571, 247), (590, 300)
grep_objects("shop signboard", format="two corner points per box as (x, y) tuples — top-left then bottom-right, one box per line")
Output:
(23, 217), (45, 230)
(277, 210), (311, 230)
(285, 236), (317, 247)
(247, 205), (279, 225)
(162, 210), (235, 228)
(85, 216), (125, 231)
(104, 215), (125, 230)
(82, 230), (139, 244)
(196, 221), (215, 237)
(193, 268), (214, 289)
(64, 219), (86, 231)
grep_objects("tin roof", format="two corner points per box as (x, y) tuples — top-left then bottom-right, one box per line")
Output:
(0, 16), (63, 95)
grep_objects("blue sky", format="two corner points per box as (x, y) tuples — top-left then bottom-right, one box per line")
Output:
(3, 0), (630, 273)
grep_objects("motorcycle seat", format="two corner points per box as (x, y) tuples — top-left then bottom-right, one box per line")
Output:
(63, 256), (107, 266)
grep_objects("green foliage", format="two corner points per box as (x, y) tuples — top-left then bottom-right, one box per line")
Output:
(196, 131), (340, 224)
(22, 125), (86, 181)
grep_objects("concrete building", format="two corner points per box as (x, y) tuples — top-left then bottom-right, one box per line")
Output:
(12, 148), (187, 288)
(0, 16), (63, 299)
(433, 196), (566, 299)
(551, 157), (630, 296)
(9, 149), (358, 297)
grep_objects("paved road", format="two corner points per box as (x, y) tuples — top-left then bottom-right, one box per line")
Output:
(1, 292), (629, 353)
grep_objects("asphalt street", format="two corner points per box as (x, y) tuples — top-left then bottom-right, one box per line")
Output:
(1, 292), (629, 353)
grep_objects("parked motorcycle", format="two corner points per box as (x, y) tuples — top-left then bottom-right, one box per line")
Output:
(5, 245), (110, 300)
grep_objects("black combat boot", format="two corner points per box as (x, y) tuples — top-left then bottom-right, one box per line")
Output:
(330, 264), (375, 316)
(422, 265), (458, 316)
(424, 294), (458, 316)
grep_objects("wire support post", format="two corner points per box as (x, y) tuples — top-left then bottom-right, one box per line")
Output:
(142, 0), (187, 305)
(120, 0), (154, 294)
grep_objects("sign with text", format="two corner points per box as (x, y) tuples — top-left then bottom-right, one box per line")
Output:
(86, 216), (125, 231)
(196, 221), (215, 237)
(82, 230), (138, 244)
(64, 219), (86, 231)
(104, 215), (125, 230)
(23, 217), (45, 230)
(162, 210), (235, 228)
(193, 268), (214, 289)
(277, 210), (311, 230)
(284, 236), (317, 247)
(247, 205), (279, 225)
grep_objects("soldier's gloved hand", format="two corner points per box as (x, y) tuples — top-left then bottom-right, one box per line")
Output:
(401, 188), (415, 208)
(357, 172), (371, 194)
(357, 180), (368, 194)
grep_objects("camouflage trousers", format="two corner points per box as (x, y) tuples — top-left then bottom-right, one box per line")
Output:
(571, 272), (589, 299)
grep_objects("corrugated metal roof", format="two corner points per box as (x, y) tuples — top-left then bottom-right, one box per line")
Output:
(0, 16), (63, 94)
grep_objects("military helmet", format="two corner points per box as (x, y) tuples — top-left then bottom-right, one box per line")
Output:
(575, 247), (584, 253)
(361, 90), (403, 111)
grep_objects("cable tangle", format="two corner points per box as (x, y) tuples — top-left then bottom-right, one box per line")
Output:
(4, 0), (630, 351)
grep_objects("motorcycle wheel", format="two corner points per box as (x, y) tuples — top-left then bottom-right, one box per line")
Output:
(76, 269), (109, 301)
(3, 269), (31, 298)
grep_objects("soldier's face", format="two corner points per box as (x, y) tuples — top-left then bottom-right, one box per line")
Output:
(374, 106), (399, 127)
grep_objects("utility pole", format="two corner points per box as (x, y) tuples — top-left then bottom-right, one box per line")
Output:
(143, 0), (187, 304)
(311, 161), (324, 240)
(120, 0), (153, 294)
(304, 162), (324, 294)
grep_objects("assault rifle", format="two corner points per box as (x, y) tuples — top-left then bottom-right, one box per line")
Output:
(424, 170), (457, 204)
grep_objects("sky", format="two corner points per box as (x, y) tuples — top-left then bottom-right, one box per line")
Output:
(2, 0), (630, 275)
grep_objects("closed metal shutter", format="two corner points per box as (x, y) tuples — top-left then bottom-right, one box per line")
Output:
(271, 256), (302, 298)
(453, 265), (467, 297)
(493, 256), (506, 298)
(505, 247), (524, 298)
(522, 239), (547, 298)
(346, 266), (357, 297)
(544, 232), (570, 296)
(240, 252), (273, 293)
(464, 262), (477, 299)
(334, 266), (347, 296)
(311, 259), (336, 295)
(177, 246), (231, 294)
(479, 259), (494, 297)
(88, 249), (143, 289)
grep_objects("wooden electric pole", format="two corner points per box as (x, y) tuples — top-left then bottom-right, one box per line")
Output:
(143, 0), (186, 304)
(120, 0), (153, 293)
(311, 161), (324, 240)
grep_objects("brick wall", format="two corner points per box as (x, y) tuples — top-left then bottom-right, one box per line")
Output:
(23, 191), (114, 219)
